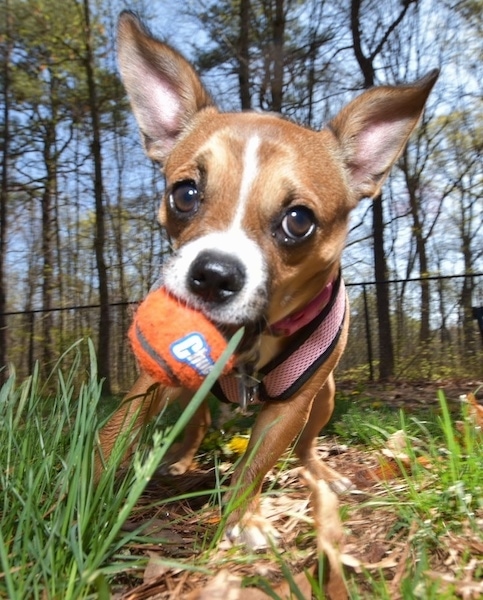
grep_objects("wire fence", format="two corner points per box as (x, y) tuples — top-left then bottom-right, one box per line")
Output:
(340, 273), (483, 382)
(2, 273), (482, 391)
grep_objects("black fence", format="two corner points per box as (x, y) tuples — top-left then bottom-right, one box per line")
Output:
(340, 273), (483, 381)
(1, 273), (482, 391)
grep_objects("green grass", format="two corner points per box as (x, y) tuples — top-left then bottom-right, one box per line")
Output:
(0, 340), (481, 598)
(0, 334), (242, 599)
(336, 388), (483, 598)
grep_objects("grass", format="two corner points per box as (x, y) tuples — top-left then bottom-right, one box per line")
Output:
(335, 388), (483, 598)
(0, 340), (481, 598)
(0, 334), (241, 599)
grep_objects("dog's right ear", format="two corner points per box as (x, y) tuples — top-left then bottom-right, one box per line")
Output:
(117, 11), (214, 163)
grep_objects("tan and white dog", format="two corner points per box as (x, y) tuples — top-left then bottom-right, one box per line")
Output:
(96, 11), (438, 549)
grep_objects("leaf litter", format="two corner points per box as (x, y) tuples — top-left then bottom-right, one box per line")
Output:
(112, 384), (483, 599)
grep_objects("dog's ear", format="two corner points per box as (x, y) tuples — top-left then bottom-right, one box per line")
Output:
(117, 11), (214, 163)
(328, 70), (439, 202)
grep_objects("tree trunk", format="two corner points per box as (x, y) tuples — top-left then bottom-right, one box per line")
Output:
(238, 0), (252, 109)
(83, 0), (111, 394)
(404, 163), (431, 344)
(41, 120), (56, 373)
(350, 0), (395, 379)
(271, 0), (285, 112)
(0, 0), (11, 383)
(372, 195), (395, 379)
(461, 231), (476, 355)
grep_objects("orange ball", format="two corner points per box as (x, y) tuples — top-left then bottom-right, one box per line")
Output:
(128, 287), (235, 389)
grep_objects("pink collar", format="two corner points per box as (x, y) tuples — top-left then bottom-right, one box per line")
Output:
(269, 280), (334, 337)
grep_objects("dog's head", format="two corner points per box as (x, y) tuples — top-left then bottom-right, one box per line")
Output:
(118, 12), (437, 354)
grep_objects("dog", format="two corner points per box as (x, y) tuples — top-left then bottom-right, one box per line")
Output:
(96, 11), (438, 550)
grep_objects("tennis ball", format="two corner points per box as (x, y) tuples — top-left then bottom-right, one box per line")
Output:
(128, 287), (235, 389)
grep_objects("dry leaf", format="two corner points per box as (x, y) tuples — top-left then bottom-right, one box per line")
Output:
(386, 430), (407, 453)
(271, 565), (317, 600)
(185, 570), (241, 600)
(301, 469), (348, 600)
(359, 432), (434, 484)
(355, 457), (402, 484)
(143, 551), (168, 584)
(239, 566), (317, 600)
(425, 570), (483, 600)
(389, 521), (418, 595)
(462, 393), (483, 430)
(238, 588), (273, 600)
(341, 552), (400, 571)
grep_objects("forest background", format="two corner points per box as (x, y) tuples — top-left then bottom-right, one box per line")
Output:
(0, 0), (482, 394)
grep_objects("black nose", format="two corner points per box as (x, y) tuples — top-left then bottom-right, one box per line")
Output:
(188, 251), (246, 303)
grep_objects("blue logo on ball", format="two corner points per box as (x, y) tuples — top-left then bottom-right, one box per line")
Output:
(170, 333), (215, 376)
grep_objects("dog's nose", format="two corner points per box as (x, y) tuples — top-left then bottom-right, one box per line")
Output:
(188, 251), (246, 303)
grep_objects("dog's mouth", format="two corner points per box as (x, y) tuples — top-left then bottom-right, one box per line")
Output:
(215, 318), (266, 364)
(163, 284), (269, 362)
(158, 284), (266, 365)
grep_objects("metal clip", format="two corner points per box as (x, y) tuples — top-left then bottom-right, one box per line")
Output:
(237, 369), (260, 413)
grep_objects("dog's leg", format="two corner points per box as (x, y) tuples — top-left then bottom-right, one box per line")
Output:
(95, 373), (210, 480)
(224, 384), (321, 549)
(158, 395), (211, 475)
(293, 373), (352, 493)
(95, 373), (181, 480)
(224, 323), (351, 549)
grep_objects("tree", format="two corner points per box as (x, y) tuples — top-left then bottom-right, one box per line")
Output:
(8, 0), (90, 372)
(0, 0), (12, 383)
(193, 0), (336, 120)
(4, 0), (127, 387)
(81, 0), (111, 394)
(239, 0), (252, 108)
(349, 0), (420, 379)
(432, 110), (483, 356)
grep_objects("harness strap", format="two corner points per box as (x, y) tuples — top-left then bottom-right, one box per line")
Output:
(213, 273), (346, 404)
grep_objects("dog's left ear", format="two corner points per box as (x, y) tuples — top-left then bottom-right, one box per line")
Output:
(328, 70), (439, 202)
(117, 11), (214, 163)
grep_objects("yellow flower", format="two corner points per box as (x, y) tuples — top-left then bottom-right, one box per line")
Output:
(225, 435), (250, 456)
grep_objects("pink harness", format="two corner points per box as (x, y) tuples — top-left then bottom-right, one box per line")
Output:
(214, 274), (346, 405)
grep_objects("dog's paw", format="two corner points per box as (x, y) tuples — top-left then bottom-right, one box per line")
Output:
(329, 476), (354, 494)
(225, 515), (280, 551)
(155, 458), (192, 476)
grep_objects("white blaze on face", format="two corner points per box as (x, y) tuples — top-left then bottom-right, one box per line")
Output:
(233, 135), (261, 228)
(163, 134), (268, 324)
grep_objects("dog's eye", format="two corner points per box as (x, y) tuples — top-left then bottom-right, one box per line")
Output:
(279, 206), (316, 242)
(169, 181), (200, 215)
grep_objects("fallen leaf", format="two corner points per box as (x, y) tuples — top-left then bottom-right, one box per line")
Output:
(237, 589), (272, 600)
(462, 392), (483, 430)
(238, 565), (317, 599)
(389, 522), (418, 595)
(355, 457), (402, 483)
(122, 518), (185, 544)
(271, 565), (316, 600)
(143, 551), (167, 584)
(425, 570), (483, 600)
(301, 469), (348, 600)
(386, 430), (407, 453)
(341, 552), (399, 571)
(185, 570), (241, 600)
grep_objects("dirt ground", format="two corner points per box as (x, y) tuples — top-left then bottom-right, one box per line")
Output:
(337, 378), (481, 408)
(112, 381), (483, 599)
